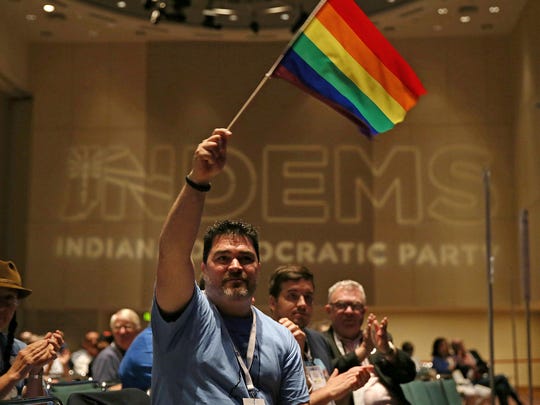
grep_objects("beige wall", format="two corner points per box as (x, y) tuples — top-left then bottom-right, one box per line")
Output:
(0, 19), (28, 92)
(0, 0), (538, 388)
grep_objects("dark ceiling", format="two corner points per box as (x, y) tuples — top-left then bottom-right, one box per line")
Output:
(78, 0), (418, 32)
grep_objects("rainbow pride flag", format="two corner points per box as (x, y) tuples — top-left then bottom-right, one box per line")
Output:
(271, 0), (426, 137)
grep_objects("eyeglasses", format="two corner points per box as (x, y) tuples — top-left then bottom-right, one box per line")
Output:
(330, 301), (365, 312)
(112, 323), (136, 332)
(0, 295), (19, 308)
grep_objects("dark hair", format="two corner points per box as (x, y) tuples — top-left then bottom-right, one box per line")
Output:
(268, 264), (314, 298)
(402, 341), (414, 355)
(1, 314), (17, 375)
(432, 337), (447, 357)
(202, 220), (260, 263)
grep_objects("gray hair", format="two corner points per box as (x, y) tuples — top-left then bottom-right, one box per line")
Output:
(327, 280), (366, 303)
(110, 308), (141, 330)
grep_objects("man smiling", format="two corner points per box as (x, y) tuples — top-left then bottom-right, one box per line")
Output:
(269, 265), (371, 405)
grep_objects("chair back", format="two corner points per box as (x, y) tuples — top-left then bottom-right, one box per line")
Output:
(66, 388), (150, 405)
(0, 396), (63, 404)
(400, 380), (432, 405)
(48, 380), (102, 404)
(424, 380), (448, 404)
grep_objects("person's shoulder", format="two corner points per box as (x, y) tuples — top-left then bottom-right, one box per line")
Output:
(304, 328), (327, 343)
(95, 344), (117, 360)
(12, 337), (26, 352)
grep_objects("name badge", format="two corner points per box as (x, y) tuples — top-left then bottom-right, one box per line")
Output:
(243, 399), (266, 405)
(306, 364), (327, 391)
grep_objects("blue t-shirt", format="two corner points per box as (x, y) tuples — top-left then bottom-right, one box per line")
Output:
(119, 326), (152, 391)
(151, 285), (309, 404)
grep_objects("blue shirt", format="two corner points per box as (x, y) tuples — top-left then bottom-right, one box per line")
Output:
(0, 335), (26, 398)
(151, 285), (309, 404)
(119, 327), (152, 391)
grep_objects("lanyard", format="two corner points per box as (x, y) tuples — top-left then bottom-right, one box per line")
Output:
(333, 331), (346, 355)
(303, 338), (313, 364)
(233, 308), (257, 394)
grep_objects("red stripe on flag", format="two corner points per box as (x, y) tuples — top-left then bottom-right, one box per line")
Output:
(328, 0), (426, 98)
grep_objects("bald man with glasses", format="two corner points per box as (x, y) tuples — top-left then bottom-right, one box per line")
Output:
(324, 280), (416, 405)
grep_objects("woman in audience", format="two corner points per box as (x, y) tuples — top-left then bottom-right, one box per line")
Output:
(431, 337), (456, 376)
(432, 337), (491, 405)
(0, 259), (64, 400)
(452, 339), (523, 405)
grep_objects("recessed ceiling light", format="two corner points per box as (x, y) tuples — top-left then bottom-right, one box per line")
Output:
(460, 15), (471, 23)
(437, 8), (448, 15)
(117, 1), (127, 8)
(43, 4), (55, 13)
(264, 6), (292, 14)
(280, 14), (290, 21)
(489, 6), (500, 14)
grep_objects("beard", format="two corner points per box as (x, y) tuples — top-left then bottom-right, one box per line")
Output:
(204, 272), (257, 299)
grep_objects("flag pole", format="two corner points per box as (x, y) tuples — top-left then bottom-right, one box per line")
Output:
(509, 275), (519, 389)
(483, 169), (495, 405)
(519, 209), (533, 405)
(226, 0), (329, 130)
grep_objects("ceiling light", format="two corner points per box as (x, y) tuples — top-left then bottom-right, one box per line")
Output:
(264, 6), (292, 14)
(43, 4), (55, 13)
(117, 1), (127, 8)
(459, 15), (471, 23)
(489, 6), (500, 14)
(150, 9), (161, 24)
(437, 8), (448, 15)
(204, 7), (235, 16)
(280, 13), (290, 21)
(25, 14), (37, 21)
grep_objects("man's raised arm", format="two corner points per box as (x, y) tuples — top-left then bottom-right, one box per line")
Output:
(155, 128), (231, 314)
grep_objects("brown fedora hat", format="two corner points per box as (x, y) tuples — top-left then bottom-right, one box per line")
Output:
(0, 260), (32, 298)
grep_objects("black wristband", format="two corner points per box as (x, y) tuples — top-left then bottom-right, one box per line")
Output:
(185, 175), (211, 192)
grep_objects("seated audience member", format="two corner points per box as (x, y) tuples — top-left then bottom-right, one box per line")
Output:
(452, 339), (523, 405)
(431, 337), (456, 376)
(432, 337), (490, 404)
(118, 326), (152, 392)
(71, 330), (100, 378)
(401, 341), (421, 372)
(0, 259), (64, 400)
(268, 265), (372, 405)
(324, 280), (416, 405)
(91, 308), (141, 385)
(18, 331), (39, 344)
(44, 343), (72, 381)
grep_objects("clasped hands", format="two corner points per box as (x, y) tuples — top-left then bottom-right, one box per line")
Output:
(9, 330), (64, 380)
